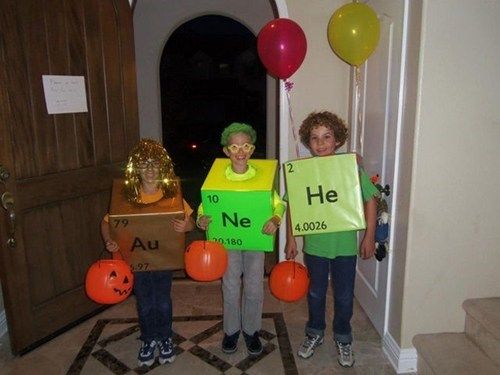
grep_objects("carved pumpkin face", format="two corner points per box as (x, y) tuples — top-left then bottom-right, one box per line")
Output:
(184, 240), (228, 281)
(269, 260), (309, 302)
(85, 259), (134, 304)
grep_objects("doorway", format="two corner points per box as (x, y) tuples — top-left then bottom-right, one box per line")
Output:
(160, 15), (267, 210)
(159, 15), (280, 272)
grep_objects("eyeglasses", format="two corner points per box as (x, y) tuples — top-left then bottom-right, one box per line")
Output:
(136, 160), (160, 170)
(226, 143), (255, 154)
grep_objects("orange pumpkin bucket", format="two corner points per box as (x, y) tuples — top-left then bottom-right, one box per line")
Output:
(85, 259), (134, 304)
(269, 260), (309, 302)
(184, 240), (228, 281)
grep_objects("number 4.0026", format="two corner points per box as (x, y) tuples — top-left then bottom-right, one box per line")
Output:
(294, 221), (327, 232)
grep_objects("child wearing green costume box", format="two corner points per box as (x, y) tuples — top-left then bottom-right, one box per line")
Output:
(197, 122), (286, 356)
(284, 111), (379, 368)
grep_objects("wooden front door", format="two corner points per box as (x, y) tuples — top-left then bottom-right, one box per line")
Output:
(0, 0), (139, 354)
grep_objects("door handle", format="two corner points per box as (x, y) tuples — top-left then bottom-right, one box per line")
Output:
(1, 192), (16, 247)
(0, 164), (10, 183)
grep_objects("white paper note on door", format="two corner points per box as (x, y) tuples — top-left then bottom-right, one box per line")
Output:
(42, 75), (88, 114)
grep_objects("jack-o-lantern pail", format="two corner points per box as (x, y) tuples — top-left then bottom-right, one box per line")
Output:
(269, 260), (309, 302)
(85, 259), (134, 304)
(184, 240), (228, 281)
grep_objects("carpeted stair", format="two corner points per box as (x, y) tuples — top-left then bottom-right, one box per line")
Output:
(413, 297), (500, 374)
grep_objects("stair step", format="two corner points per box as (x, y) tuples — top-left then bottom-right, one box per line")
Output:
(413, 332), (499, 375)
(463, 298), (500, 339)
(463, 298), (500, 366)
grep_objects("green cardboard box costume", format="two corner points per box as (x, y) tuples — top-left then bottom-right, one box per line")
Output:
(284, 154), (370, 235)
(284, 153), (379, 259)
(200, 158), (282, 251)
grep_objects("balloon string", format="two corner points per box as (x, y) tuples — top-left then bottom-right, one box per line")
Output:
(354, 66), (363, 153)
(285, 79), (300, 158)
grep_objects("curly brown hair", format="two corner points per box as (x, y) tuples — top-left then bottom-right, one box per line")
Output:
(299, 111), (348, 150)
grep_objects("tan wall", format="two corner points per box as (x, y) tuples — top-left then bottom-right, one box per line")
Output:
(286, 0), (350, 158)
(133, 0), (276, 141)
(400, 0), (500, 347)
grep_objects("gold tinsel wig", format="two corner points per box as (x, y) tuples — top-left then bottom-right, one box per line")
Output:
(124, 138), (179, 204)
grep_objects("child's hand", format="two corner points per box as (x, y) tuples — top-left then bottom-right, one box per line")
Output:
(355, 152), (364, 166)
(262, 216), (280, 235)
(105, 240), (119, 253)
(359, 236), (376, 259)
(172, 213), (195, 233)
(196, 215), (212, 231)
(285, 239), (298, 260)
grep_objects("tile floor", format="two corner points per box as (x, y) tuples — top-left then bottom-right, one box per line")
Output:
(0, 279), (396, 374)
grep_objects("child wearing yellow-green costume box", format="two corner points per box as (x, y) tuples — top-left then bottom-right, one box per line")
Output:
(197, 122), (286, 356)
(284, 111), (379, 368)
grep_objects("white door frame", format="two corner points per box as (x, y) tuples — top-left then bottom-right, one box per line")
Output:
(349, 0), (410, 338)
(274, 0), (291, 261)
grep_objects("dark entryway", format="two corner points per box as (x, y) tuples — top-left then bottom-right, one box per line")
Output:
(160, 15), (267, 209)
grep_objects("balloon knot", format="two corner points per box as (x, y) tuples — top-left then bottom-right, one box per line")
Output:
(284, 80), (294, 92)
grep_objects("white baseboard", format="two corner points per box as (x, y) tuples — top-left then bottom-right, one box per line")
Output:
(383, 332), (418, 374)
(0, 309), (7, 339)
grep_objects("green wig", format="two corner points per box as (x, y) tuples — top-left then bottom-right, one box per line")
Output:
(220, 122), (257, 146)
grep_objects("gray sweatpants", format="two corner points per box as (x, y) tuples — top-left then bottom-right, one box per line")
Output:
(222, 250), (265, 336)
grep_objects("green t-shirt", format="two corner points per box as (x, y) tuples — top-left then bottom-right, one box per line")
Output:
(302, 167), (379, 259)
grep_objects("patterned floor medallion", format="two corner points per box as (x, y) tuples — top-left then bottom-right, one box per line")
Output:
(67, 313), (298, 374)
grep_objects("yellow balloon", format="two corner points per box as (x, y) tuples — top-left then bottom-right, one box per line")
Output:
(327, 2), (380, 67)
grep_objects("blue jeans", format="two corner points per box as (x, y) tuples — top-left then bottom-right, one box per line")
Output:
(133, 270), (173, 341)
(304, 253), (357, 344)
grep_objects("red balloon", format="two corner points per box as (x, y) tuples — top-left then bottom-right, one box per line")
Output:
(269, 260), (309, 302)
(184, 240), (228, 281)
(257, 18), (307, 79)
(85, 259), (134, 304)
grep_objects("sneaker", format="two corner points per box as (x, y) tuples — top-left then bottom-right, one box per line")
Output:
(336, 341), (355, 367)
(297, 333), (323, 359)
(222, 331), (240, 354)
(243, 331), (263, 356)
(157, 337), (176, 364)
(138, 340), (157, 367)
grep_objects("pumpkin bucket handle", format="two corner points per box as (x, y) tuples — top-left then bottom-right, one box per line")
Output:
(97, 248), (126, 261)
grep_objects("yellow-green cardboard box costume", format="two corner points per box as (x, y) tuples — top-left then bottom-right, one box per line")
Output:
(201, 158), (278, 251)
(284, 154), (365, 236)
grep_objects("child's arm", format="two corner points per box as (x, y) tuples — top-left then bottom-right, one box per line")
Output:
(262, 190), (286, 235)
(195, 203), (212, 230)
(100, 217), (119, 252)
(284, 209), (298, 260)
(196, 215), (211, 230)
(172, 212), (195, 232)
(262, 215), (281, 235)
(359, 197), (377, 259)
